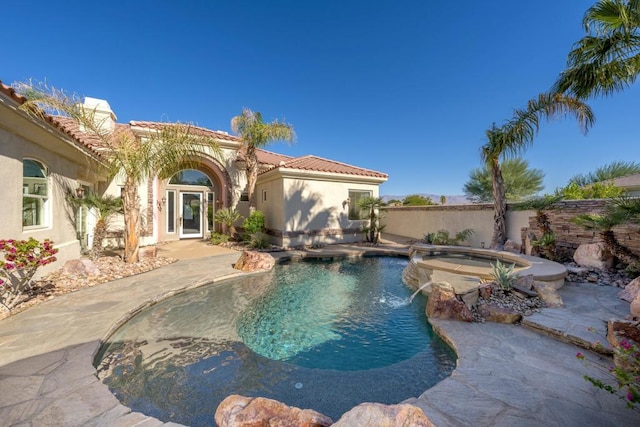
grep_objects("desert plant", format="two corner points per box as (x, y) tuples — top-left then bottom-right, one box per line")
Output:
(249, 232), (271, 250)
(424, 229), (474, 246)
(243, 210), (265, 241)
(358, 196), (385, 244)
(210, 232), (229, 245)
(214, 208), (243, 240)
(531, 232), (557, 260)
(0, 238), (58, 312)
(491, 259), (517, 291)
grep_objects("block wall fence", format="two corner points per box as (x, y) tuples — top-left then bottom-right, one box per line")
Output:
(381, 199), (640, 255)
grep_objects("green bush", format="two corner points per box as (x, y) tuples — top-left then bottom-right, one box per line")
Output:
(423, 228), (474, 246)
(210, 232), (229, 245)
(249, 232), (271, 250)
(243, 210), (265, 241)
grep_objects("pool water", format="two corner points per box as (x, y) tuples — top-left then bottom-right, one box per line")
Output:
(95, 257), (456, 425)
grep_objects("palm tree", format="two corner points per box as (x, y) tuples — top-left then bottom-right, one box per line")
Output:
(17, 81), (221, 263)
(214, 207), (243, 240)
(231, 108), (295, 211)
(481, 93), (594, 249)
(572, 211), (639, 264)
(69, 194), (123, 260)
(554, 0), (640, 99)
(568, 160), (640, 186)
(463, 158), (545, 203)
(358, 196), (385, 244)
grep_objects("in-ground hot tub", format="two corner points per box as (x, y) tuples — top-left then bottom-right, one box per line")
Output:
(403, 244), (567, 296)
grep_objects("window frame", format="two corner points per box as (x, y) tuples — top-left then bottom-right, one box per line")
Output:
(22, 158), (50, 229)
(348, 189), (372, 221)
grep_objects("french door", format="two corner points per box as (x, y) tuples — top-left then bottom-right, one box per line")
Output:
(179, 192), (203, 238)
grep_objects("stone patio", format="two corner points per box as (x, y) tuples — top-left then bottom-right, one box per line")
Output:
(0, 240), (638, 426)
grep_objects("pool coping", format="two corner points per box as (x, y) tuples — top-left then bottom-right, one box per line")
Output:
(409, 244), (568, 285)
(0, 246), (637, 426)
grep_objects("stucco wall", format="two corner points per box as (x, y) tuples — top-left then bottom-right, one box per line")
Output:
(0, 97), (104, 276)
(382, 204), (533, 247)
(257, 171), (381, 247)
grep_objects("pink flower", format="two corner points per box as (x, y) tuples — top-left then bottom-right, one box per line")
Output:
(576, 352), (585, 360)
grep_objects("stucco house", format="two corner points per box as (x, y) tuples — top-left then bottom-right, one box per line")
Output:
(0, 81), (387, 269)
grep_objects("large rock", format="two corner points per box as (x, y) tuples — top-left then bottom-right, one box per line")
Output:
(618, 277), (640, 303)
(573, 242), (614, 269)
(138, 245), (157, 259)
(402, 258), (432, 290)
(62, 259), (100, 277)
(532, 281), (564, 308)
(234, 251), (276, 272)
(333, 403), (435, 427)
(426, 282), (473, 322)
(214, 395), (332, 427)
(477, 303), (522, 324)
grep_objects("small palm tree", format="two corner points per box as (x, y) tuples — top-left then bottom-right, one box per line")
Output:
(231, 108), (295, 211)
(572, 211), (639, 264)
(214, 208), (243, 240)
(70, 194), (123, 260)
(358, 196), (385, 244)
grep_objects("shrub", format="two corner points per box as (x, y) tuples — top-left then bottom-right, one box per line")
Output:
(249, 232), (271, 250)
(243, 210), (265, 241)
(0, 238), (58, 312)
(215, 208), (242, 240)
(625, 261), (640, 279)
(210, 232), (229, 245)
(424, 228), (474, 246)
(491, 259), (517, 291)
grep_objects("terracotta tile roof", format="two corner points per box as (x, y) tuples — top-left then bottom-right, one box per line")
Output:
(0, 81), (104, 159)
(129, 121), (240, 143)
(261, 154), (388, 179)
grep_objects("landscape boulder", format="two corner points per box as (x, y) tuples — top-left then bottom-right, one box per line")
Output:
(477, 303), (522, 324)
(631, 295), (640, 319)
(402, 258), (432, 290)
(573, 242), (614, 270)
(426, 282), (473, 322)
(532, 281), (564, 308)
(214, 395), (332, 427)
(618, 277), (640, 303)
(62, 259), (100, 277)
(234, 251), (276, 272)
(333, 403), (435, 427)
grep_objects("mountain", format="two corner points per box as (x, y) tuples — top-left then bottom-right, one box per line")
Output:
(381, 194), (473, 205)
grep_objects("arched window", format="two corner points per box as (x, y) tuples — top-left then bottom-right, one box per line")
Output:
(169, 169), (212, 186)
(23, 159), (49, 227)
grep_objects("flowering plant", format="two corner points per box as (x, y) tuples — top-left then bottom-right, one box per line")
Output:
(0, 238), (58, 312)
(577, 334), (640, 412)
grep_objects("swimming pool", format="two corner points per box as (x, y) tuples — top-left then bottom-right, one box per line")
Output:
(95, 256), (456, 425)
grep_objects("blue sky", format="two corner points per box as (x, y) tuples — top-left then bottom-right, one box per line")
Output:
(4, 1), (638, 197)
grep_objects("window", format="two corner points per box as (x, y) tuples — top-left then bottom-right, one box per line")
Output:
(22, 159), (49, 228)
(262, 190), (267, 203)
(166, 190), (176, 233)
(169, 169), (212, 186)
(348, 190), (372, 220)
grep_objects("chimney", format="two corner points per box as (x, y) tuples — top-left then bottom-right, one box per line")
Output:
(79, 97), (117, 135)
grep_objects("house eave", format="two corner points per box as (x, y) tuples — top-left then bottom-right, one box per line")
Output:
(259, 167), (388, 185)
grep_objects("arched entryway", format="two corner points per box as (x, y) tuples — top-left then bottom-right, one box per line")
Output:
(163, 169), (220, 239)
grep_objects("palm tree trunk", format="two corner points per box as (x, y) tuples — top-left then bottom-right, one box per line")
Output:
(122, 179), (140, 263)
(246, 152), (258, 212)
(490, 159), (507, 249)
(601, 230), (639, 264)
(89, 219), (107, 260)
